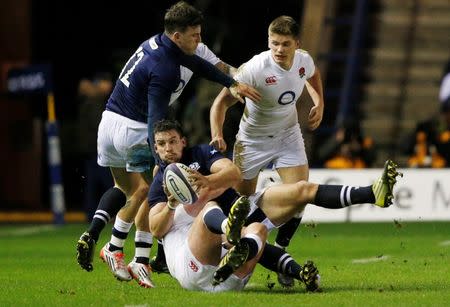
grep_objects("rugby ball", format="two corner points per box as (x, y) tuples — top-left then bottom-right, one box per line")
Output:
(163, 163), (198, 205)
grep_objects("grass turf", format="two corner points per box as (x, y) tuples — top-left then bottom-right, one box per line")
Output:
(0, 222), (449, 306)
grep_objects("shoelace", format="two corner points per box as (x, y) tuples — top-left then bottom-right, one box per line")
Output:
(113, 252), (127, 270)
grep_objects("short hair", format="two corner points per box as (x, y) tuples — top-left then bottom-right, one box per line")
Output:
(164, 1), (204, 34)
(268, 16), (300, 38)
(153, 119), (185, 139)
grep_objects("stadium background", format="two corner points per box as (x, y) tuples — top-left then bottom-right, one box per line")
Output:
(0, 0), (449, 221)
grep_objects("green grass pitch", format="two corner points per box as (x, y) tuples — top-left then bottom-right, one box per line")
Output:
(1, 222), (449, 306)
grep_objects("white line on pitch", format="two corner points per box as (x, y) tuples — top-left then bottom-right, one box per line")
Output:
(352, 255), (389, 264)
(0, 225), (57, 237)
(439, 240), (450, 246)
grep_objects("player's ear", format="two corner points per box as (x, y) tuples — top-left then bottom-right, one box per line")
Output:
(181, 137), (187, 147)
(173, 31), (181, 41)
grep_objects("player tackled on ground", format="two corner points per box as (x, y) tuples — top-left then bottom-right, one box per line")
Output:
(148, 119), (402, 291)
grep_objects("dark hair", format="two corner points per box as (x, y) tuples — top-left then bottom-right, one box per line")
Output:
(268, 16), (300, 38)
(164, 1), (204, 34)
(153, 119), (184, 138)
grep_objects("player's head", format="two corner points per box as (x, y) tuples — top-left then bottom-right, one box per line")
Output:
(268, 16), (300, 70)
(164, 1), (203, 55)
(153, 119), (187, 164)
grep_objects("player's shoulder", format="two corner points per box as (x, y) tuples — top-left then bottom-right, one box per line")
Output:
(193, 144), (223, 158)
(244, 50), (272, 70)
(295, 49), (313, 60)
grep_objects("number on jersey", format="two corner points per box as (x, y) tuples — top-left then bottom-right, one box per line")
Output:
(119, 46), (144, 87)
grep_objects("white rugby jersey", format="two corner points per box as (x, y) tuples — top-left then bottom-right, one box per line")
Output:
(169, 43), (220, 104)
(235, 49), (315, 137)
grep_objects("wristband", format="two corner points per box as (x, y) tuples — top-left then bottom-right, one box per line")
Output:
(167, 202), (177, 210)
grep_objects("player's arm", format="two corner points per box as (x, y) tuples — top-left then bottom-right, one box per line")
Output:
(149, 202), (175, 239)
(148, 170), (177, 238)
(190, 158), (242, 202)
(306, 68), (324, 131)
(146, 66), (175, 157)
(209, 87), (240, 152)
(215, 61), (238, 77)
(185, 54), (261, 103)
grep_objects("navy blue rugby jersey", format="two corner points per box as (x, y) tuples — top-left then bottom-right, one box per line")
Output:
(106, 33), (234, 125)
(148, 144), (240, 208)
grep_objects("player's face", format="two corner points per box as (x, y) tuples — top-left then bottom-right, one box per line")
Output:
(154, 130), (186, 164)
(268, 33), (299, 70)
(175, 25), (202, 55)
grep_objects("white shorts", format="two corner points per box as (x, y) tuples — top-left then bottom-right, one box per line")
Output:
(233, 124), (308, 180)
(163, 206), (251, 292)
(97, 110), (152, 172)
(248, 188), (277, 231)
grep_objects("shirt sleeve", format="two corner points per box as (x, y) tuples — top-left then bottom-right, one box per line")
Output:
(196, 43), (221, 65)
(148, 170), (167, 207)
(303, 52), (316, 79)
(198, 144), (226, 171)
(234, 57), (257, 87)
(181, 54), (234, 88)
(147, 60), (177, 158)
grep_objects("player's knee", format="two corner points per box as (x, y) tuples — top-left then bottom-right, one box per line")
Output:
(245, 222), (268, 242)
(133, 184), (150, 202)
(294, 180), (315, 203)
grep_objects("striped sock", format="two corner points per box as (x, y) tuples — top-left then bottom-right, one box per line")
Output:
(134, 231), (153, 265)
(109, 216), (133, 251)
(314, 185), (374, 208)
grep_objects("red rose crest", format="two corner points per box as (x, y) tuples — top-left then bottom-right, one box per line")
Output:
(299, 67), (305, 78)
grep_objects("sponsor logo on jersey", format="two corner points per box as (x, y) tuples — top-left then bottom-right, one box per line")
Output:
(189, 162), (200, 171)
(278, 91), (296, 105)
(265, 75), (277, 85)
(174, 79), (186, 93)
(189, 260), (199, 272)
(299, 67), (305, 78)
(149, 37), (158, 50)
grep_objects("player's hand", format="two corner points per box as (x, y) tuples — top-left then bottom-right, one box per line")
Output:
(163, 183), (179, 210)
(187, 169), (210, 193)
(308, 104), (323, 130)
(229, 82), (261, 103)
(209, 136), (227, 152)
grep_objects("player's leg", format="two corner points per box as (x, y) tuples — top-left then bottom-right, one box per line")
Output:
(127, 199), (155, 288)
(235, 177), (258, 197)
(258, 160), (402, 226)
(188, 197), (258, 277)
(202, 196), (251, 245)
(99, 168), (149, 281)
(258, 243), (320, 292)
(200, 197), (265, 285)
(188, 203), (225, 266)
(232, 136), (269, 196)
(274, 164), (308, 287)
(213, 222), (267, 286)
(76, 168), (126, 272)
(149, 240), (169, 274)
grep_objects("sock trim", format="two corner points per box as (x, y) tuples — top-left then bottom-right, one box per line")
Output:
(278, 253), (293, 272)
(135, 231), (153, 244)
(243, 233), (263, 253)
(113, 216), (134, 233)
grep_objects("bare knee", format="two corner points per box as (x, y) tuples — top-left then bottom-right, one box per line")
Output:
(243, 222), (268, 242)
(133, 184), (149, 202)
(294, 180), (317, 204)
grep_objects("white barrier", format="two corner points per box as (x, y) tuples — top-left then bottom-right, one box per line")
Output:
(256, 168), (450, 222)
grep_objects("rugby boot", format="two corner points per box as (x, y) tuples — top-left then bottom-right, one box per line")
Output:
(76, 232), (96, 272)
(226, 196), (250, 245)
(372, 160), (403, 207)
